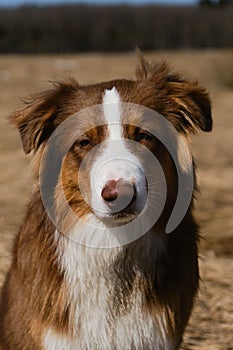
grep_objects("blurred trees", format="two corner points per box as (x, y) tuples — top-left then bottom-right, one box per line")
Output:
(0, 3), (232, 53)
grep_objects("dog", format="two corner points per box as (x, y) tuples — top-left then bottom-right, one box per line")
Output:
(0, 53), (212, 350)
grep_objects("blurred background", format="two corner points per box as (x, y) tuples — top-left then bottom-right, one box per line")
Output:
(0, 0), (232, 348)
(0, 0), (233, 53)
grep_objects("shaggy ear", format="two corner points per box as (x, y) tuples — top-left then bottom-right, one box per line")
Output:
(11, 92), (56, 154)
(11, 91), (58, 154)
(135, 51), (212, 133)
(11, 81), (79, 154)
(169, 82), (212, 133)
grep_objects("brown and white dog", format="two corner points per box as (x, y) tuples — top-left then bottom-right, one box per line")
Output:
(0, 54), (212, 350)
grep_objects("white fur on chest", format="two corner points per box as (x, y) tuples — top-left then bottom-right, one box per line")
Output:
(43, 227), (176, 350)
(44, 313), (174, 350)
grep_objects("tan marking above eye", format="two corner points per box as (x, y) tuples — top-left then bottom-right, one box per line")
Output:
(72, 126), (107, 152)
(124, 125), (153, 143)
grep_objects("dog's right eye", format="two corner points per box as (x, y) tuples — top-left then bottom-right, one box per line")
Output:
(135, 132), (153, 143)
(79, 139), (91, 148)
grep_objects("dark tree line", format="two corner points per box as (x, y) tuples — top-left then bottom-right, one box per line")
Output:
(199, 0), (233, 6)
(0, 3), (232, 53)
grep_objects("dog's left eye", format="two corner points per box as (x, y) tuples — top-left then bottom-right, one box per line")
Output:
(136, 132), (153, 142)
(79, 139), (91, 147)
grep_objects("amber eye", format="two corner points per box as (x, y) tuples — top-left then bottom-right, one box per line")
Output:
(136, 132), (153, 142)
(79, 138), (91, 148)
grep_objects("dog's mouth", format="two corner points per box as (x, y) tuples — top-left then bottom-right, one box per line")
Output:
(99, 211), (138, 226)
(92, 178), (149, 226)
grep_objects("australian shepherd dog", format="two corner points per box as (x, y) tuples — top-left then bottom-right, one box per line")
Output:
(0, 53), (212, 350)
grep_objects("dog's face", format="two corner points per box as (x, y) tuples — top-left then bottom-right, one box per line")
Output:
(71, 87), (159, 224)
(12, 56), (212, 239)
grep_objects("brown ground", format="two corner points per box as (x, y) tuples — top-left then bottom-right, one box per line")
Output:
(0, 51), (232, 349)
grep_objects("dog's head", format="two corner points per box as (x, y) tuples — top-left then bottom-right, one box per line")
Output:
(11, 54), (212, 244)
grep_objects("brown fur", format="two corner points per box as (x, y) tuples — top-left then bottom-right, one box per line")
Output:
(0, 54), (212, 349)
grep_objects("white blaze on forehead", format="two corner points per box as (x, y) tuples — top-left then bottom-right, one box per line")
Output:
(89, 86), (147, 219)
(103, 87), (122, 139)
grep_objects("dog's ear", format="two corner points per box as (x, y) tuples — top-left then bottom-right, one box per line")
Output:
(11, 91), (57, 154)
(166, 80), (212, 133)
(135, 51), (212, 133)
(11, 81), (79, 154)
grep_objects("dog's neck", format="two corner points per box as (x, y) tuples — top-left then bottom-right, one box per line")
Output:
(46, 225), (176, 350)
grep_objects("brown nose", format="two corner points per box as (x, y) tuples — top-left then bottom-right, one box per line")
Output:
(101, 178), (136, 209)
(101, 179), (118, 202)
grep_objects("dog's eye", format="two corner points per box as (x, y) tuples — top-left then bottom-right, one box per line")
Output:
(136, 132), (153, 142)
(79, 138), (91, 148)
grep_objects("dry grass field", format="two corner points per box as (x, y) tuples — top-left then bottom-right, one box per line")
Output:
(0, 51), (232, 349)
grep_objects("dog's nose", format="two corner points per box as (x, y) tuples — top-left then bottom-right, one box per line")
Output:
(101, 179), (118, 202)
(101, 178), (136, 210)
